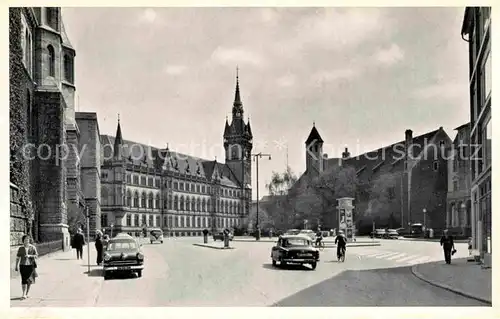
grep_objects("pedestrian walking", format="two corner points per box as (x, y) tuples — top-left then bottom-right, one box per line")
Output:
(95, 230), (103, 265)
(14, 235), (38, 300)
(440, 229), (455, 264)
(72, 228), (85, 260)
(468, 237), (473, 256)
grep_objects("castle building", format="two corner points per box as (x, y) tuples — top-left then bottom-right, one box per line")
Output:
(446, 123), (472, 236)
(295, 124), (451, 233)
(9, 7), (101, 248)
(461, 7), (492, 264)
(99, 75), (253, 236)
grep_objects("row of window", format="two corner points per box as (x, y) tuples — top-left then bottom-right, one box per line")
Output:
(101, 213), (240, 229)
(447, 200), (471, 228)
(124, 174), (242, 198)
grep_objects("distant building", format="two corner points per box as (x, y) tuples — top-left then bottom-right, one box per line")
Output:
(446, 123), (472, 236)
(461, 7), (492, 265)
(99, 76), (253, 237)
(294, 124), (452, 233)
(9, 7), (101, 247)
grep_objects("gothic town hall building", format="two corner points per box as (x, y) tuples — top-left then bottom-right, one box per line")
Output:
(99, 77), (253, 237)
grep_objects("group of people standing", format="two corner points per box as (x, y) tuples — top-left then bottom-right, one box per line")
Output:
(71, 228), (108, 265)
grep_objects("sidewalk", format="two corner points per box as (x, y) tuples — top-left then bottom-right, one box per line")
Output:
(10, 244), (103, 307)
(411, 257), (492, 305)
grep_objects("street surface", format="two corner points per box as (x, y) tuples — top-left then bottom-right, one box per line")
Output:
(93, 237), (483, 306)
(10, 237), (486, 307)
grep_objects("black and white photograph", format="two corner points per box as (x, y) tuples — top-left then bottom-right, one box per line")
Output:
(6, 4), (493, 311)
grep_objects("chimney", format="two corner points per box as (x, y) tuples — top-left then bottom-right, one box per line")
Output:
(342, 147), (350, 159)
(405, 129), (413, 158)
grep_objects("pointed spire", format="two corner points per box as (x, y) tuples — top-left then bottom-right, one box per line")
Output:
(233, 66), (242, 107)
(246, 118), (253, 137)
(305, 124), (324, 145)
(224, 116), (231, 137)
(113, 115), (124, 159)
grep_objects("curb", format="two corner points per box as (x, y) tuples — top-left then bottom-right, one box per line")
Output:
(410, 265), (492, 305)
(192, 243), (235, 250)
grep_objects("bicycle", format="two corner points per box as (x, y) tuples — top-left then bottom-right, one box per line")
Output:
(315, 240), (325, 251)
(337, 246), (346, 262)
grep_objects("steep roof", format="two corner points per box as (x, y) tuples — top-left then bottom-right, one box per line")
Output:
(60, 20), (74, 50)
(305, 125), (324, 144)
(100, 135), (242, 188)
(342, 128), (444, 182)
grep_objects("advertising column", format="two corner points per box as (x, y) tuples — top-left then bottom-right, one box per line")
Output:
(337, 197), (355, 242)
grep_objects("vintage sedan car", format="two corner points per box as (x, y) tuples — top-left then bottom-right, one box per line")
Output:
(213, 231), (234, 241)
(271, 235), (320, 270)
(284, 229), (300, 235)
(103, 234), (144, 279)
(298, 229), (316, 241)
(384, 229), (400, 239)
(370, 229), (386, 239)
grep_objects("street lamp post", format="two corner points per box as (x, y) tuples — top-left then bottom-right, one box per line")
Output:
(85, 206), (90, 274)
(423, 208), (427, 229)
(251, 152), (271, 241)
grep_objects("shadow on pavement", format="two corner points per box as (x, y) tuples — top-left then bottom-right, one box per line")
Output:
(53, 258), (75, 261)
(85, 268), (103, 277)
(104, 272), (139, 280)
(10, 297), (23, 301)
(262, 263), (312, 271)
(272, 264), (487, 307)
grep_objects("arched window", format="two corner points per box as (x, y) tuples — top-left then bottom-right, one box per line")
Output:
(126, 174), (131, 184)
(155, 194), (160, 210)
(207, 199), (211, 212)
(186, 197), (191, 211)
(168, 195), (173, 210)
(225, 201), (229, 214)
(47, 45), (55, 77)
(202, 198), (206, 212)
(63, 54), (74, 83)
(126, 190), (131, 207)
(174, 195), (178, 210)
(134, 214), (139, 226)
(126, 214), (131, 226)
(101, 188), (108, 206)
(148, 192), (154, 209)
(133, 191), (139, 207)
(196, 198), (201, 212)
(141, 192), (147, 208)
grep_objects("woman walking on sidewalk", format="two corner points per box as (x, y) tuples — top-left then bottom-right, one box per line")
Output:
(14, 235), (38, 300)
(95, 230), (103, 266)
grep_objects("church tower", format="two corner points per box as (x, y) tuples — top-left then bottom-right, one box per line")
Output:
(305, 123), (324, 178)
(223, 70), (253, 187)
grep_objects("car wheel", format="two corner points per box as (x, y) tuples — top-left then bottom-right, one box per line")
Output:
(310, 262), (317, 270)
(280, 260), (287, 267)
(137, 270), (142, 278)
(104, 272), (110, 280)
(161, 241), (163, 243)
(150, 241), (153, 244)
(272, 259), (276, 267)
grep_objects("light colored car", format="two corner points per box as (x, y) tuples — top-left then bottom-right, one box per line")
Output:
(149, 228), (164, 244)
(285, 229), (300, 235)
(299, 229), (316, 241)
(384, 229), (399, 239)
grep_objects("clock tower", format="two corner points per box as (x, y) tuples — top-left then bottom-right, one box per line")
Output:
(223, 70), (253, 188)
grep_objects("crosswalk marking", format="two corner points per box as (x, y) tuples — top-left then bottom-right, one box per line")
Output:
(347, 247), (441, 266)
(386, 253), (407, 260)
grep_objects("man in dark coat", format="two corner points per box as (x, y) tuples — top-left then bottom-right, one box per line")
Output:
(440, 229), (455, 264)
(73, 228), (85, 260)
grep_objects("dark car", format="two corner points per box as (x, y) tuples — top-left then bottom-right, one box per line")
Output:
(213, 231), (234, 241)
(270, 235), (320, 270)
(103, 234), (144, 279)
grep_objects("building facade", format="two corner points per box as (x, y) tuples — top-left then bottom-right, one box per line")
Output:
(461, 7), (492, 264)
(296, 124), (451, 234)
(446, 123), (472, 236)
(9, 7), (101, 247)
(99, 77), (252, 236)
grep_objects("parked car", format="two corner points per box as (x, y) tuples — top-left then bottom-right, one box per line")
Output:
(384, 229), (399, 239)
(285, 229), (300, 235)
(270, 235), (320, 270)
(149, 228), (164, 244)
(103, 234), (144, 280)
(213, 231), (234, 241)
(370, 229), (386, 238)
(299, 229), (316, 240)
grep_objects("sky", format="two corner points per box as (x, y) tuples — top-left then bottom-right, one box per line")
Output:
(61, 7), (470, 200)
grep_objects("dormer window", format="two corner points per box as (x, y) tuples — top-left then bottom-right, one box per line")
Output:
(439, 140), (445, 148)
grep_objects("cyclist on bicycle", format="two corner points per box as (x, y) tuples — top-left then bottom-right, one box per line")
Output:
(315, 229), (323, 247)
(335, 230), (347, 259)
